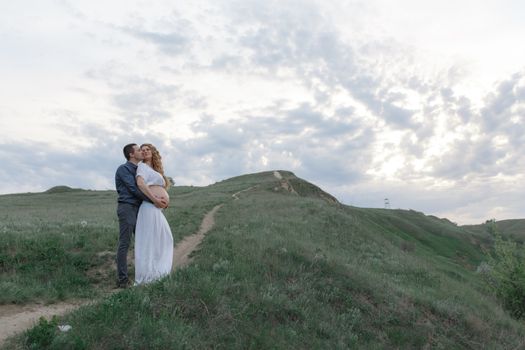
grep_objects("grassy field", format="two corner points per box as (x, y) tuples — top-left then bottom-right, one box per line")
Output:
(2, 171), (525, 349)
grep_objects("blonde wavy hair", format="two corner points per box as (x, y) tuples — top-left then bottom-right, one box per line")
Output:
(141, 143), (170, 189)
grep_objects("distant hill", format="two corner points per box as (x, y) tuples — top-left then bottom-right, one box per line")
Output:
(44, 185), (83, 193)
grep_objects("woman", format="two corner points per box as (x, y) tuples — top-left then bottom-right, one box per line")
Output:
(134, 143), (174, 285)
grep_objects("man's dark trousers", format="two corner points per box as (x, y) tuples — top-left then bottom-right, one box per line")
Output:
(117, 203), (139, 283)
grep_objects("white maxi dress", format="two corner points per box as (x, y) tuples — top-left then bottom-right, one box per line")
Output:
(134, 162), (174, 285)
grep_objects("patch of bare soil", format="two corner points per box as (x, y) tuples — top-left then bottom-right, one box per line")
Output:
(0, 301), (89, 346)
(85, 251), (117, 286)
(273, 171), (298, 195)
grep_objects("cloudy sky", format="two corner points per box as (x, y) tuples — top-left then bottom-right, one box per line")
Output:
(1, 0), (524, 224)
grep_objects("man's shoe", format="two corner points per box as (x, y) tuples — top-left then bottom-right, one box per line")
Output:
(116, 279), (132, 289)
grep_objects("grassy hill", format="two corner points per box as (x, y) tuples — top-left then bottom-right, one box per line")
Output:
(1, 171), (525, 349)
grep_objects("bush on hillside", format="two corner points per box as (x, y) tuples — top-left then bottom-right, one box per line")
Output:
(483, 220), (525, 319)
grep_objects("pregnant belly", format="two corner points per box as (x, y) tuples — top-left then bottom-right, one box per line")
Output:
(149, 185), (169, 204)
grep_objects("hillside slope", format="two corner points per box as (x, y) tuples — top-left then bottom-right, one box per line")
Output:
(463, 219), (525, 242)
(2, 171), (524, 349)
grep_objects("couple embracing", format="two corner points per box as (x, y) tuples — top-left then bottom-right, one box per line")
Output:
(114, 143), (173, 288)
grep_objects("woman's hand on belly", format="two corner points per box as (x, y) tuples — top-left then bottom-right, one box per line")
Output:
(150, 185), (170, 207)
(154, 195), (170, 207)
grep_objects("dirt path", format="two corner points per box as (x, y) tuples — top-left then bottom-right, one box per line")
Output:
(172, 204), (223, 269)
(231, 186), (255, 200)
(173, 185), (256, 268)
(0, 197), (234, 347)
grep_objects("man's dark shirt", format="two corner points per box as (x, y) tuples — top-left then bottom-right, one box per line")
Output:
(115, 161), (150, 206)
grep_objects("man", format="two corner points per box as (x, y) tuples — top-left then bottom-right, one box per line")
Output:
(115, 143), (167, 288)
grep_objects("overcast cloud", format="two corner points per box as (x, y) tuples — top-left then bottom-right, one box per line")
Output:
(1, 0), (524, 224)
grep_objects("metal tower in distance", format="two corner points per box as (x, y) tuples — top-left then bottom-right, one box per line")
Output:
(384, 198), (391, 209)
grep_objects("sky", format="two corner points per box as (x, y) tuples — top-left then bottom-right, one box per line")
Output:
(1, 0), (524, 224)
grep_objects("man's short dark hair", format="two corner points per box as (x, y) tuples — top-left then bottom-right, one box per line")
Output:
(123, 143), (137, 161)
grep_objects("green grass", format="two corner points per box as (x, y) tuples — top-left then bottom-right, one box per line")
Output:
(2, 171), (525, 349)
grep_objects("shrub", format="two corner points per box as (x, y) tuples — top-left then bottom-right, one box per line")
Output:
(484, 220), (525, 318)
(25, 316), (59, 349)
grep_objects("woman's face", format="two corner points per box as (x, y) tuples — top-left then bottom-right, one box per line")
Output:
(141, 146), (152, 161)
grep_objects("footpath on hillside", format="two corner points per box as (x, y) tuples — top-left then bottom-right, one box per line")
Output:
(0, 177), (271, 347)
